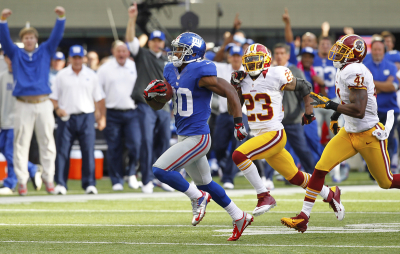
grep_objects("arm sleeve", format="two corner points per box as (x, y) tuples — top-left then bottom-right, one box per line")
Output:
(126, 37), (140, 57)
(0, 21), (18, 58)
(287, 42), (298, 66)
(92, 75), (104, 102)
(44, 18), (66, 55)
(200, 61), (217, 77)
(345, 72), (367, 90)
(278, 67), (294, 90)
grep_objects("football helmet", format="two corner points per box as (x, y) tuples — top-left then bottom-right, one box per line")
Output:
(328, 34), (367, 68)
(242, 43), (272, 76)
(168, 32), (206, 67)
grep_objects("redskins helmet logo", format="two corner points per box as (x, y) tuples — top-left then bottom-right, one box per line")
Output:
(354, 39), (365, 53)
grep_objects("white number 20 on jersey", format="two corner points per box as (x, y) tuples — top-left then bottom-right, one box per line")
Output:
(173, 88), (193, 117)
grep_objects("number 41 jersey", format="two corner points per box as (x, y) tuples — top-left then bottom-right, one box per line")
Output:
(164, 60), (216, 136)
(335, 62), (379, 133)
(240, 66), (293, 135)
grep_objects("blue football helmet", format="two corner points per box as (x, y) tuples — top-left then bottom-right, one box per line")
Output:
(168, 32), (206, 67)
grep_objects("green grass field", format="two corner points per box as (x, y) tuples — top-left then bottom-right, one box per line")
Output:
(1, 171), (375, 195)
(1, 172), (399, 253)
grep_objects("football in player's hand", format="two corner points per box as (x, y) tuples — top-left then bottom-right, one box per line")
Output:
(155, 81), (173, 103)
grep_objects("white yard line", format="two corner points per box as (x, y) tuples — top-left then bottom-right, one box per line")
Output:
(0, 209), (399, 214)
(0, 223), (230, 227)
(0, 185), (396, 204)
(1, 240), (400, 248)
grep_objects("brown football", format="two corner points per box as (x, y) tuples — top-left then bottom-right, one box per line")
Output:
(155, 80), (173, 103)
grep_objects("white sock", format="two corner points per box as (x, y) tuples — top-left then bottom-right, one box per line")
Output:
(301, 201), (314, 217)
(243, 163), (267, 194)
(224, 201), (243, 221)
(319, 185), (330, 200)
(184, 184), (202, 200)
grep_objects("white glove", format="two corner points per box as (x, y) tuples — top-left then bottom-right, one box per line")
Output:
(372, 110), (394, 141)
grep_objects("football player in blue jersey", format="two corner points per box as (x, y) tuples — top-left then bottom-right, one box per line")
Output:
(143, 32), (251, 241)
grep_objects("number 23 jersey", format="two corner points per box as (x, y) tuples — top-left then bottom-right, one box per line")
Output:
(240, 66), (293, 135)
(164, 60), (216, 136)
(335, 62), (379, 133)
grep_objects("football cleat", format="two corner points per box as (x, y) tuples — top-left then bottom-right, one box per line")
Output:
(85, 185), (98, 195)
(31, 165), (43, 191)
(18, 183), (27, 196)
(191, 191), (211, 226)
(0, 187), (13, 195)
(252, 191), (277, 216)
(54, 185), (67, 195)
(43, 180), (56, 195)
(227, 212), (254, 241)
(324, 186), (345, 221)
(262, 176), (275, 190)
(281, 212), (309, 233)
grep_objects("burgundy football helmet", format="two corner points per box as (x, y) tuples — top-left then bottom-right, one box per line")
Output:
(242, 43), (272, 76)
(328, 34), (367, 68)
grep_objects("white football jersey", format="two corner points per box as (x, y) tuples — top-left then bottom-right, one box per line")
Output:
(335, 62), (379, 133)
(240, 66), (293, 136)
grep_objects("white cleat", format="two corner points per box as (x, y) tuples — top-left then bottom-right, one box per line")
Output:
(325, 186), (345, 221)
(153, 178), (174, 192)
(223, 182), (234, 190)
(0, 187), (13, 195)
(191, 191), (212, 226)
(160, 183), (174, 192)
(141, 181), (154, 194)
(128, 175), (139, 189)
(112, 183), (124, 191)
(252, 191), (277, 217)
(228, 212), (254, 241)
(85, 185), (98, 195)
(262, 176), (275, 190)
(54, 185), (67, 195)
(31, 165), (43, 191)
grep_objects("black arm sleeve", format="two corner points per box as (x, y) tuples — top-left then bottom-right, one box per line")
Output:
(295, 78), (312, 97)
(331, 111), (342, 121)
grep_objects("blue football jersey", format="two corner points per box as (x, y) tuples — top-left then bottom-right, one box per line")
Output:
(313, 55), (337, 99)
(163, 60), (217, 136)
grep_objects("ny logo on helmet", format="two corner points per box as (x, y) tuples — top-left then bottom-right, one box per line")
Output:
(192, 37), (202, 48)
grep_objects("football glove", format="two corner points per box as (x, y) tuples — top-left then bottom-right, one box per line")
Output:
(330, 111), (342, 135)
(330, 120), (340, 135)
(231, 71), (247, 90)
(310, 92), (339, 110)
(143, 79), (167, 101)
(233, 117), (248, 141)
(301, 113), (315, 125)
